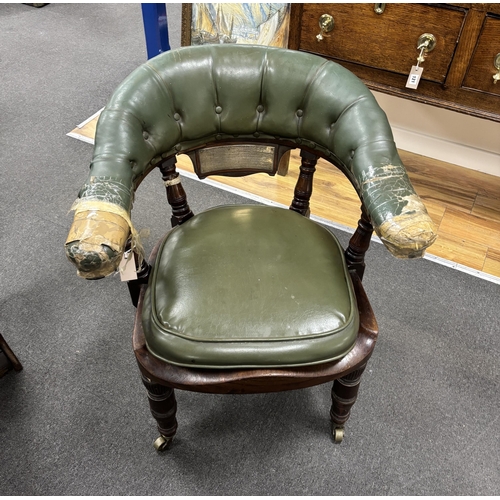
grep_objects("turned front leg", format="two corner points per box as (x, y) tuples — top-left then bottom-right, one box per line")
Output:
(330, 364), (367, 442)
(141, 375), (178, 451)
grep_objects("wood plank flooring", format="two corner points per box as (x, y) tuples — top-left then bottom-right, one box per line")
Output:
(69, 116), (500, 281)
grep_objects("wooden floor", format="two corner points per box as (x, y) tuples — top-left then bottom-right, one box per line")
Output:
(69, 116), (500, 281)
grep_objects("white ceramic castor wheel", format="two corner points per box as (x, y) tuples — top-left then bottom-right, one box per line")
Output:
(333, 427), (345, 443)
(154, 435), (173, 452)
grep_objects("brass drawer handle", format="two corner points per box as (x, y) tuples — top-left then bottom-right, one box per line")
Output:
(493, 53), (500, 85)
(316, 14), (334, 42)
(416, 33), (436, 65)
(406, 34), (436, 90)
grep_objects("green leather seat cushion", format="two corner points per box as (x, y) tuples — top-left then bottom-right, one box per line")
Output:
(142, 205), (359, 368)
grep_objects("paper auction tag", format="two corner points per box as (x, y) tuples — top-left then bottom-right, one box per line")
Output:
(119, 250), (138, 281)
(406, 66), (424, 89)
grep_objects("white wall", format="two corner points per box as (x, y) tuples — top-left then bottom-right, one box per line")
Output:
(373, 91), (500, 177)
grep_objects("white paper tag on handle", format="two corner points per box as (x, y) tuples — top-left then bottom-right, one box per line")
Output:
(119, 250), (138, 281)
(406, 66), (424, 89)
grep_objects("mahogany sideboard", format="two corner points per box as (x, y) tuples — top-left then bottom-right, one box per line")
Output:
(288, 3), (500, 122)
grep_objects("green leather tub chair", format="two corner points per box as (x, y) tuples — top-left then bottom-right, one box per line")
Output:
(65, 45), (436, 451)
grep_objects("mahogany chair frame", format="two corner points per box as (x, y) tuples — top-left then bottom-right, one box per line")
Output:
(127, 140), (380, 451)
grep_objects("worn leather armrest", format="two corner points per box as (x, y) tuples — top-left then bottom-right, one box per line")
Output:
(65, 208), (130, 279)
(375, 195), (437, 258)
(358, 162), (437, 258)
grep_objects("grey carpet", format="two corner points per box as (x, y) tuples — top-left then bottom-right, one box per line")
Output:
(0, 3), (499, 496)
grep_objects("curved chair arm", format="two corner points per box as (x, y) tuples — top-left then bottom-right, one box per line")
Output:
(65, 45), (436, 278)
(358, 163), (436, 258)
(65, 176), (139, 278)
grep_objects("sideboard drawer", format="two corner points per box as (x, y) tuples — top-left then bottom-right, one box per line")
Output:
(462, 15), (500, 96)
(298, 3), (466, 84)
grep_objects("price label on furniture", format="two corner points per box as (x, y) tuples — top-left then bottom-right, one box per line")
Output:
(119, 250), (138, 281)
(406, 66), (424, 89)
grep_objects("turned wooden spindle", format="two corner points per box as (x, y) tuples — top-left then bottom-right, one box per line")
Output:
(345, 206), (373, 280)
(289, 150), (318, 217)
(158, 157), (194, 227)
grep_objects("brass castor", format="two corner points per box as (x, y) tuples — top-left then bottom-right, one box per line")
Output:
(154, 435), (173, 452)
(333, 426), (345, 443)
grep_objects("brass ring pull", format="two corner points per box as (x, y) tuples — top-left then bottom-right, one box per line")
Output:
(415, 33), (436, 66)
(406, 33), (436, 90)
(316, 14), (334, 42)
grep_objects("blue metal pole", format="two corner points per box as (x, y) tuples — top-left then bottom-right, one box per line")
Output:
(141, 3), (171, 60)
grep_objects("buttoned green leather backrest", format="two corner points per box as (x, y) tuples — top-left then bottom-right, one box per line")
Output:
(66, 44), (436, 278)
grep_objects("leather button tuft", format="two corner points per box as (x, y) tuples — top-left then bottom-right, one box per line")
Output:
(215, 106), (222, 114)
(142, 131), (149, 140)
(296, 109), (303, 117)
(257, 105), (264, 113)
(174, 144), (181, 152)
(253, 132), (260, 138)
(173, 113), (181, 121)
